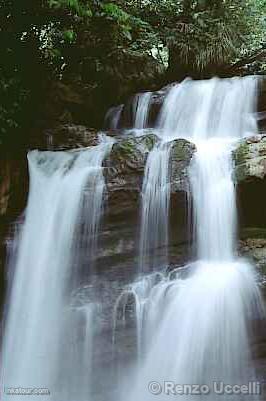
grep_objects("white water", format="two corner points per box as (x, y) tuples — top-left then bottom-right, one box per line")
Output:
(118, 76), (264, 401)
(1, 137), (113, 401)
(138, 76), (259, 273)
(133, 92), (152, 129)
(139, 142), (171, 273)
(122, 261), (263, 401)
(190, 139), (237, 261)
(157, 77), (258, 140)
(1, 76), (264, 401)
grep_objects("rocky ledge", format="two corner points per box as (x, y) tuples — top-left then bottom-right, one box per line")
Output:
(234, 134), (266, 182)
(104, 133), (196, 200)
(234, 135), (266, 278)
(233, 135), (266, 231)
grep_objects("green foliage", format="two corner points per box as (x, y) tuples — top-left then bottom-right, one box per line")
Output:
(0, 0), (265, 142)
(48, 0), (93, 17)
(63, 29), (76, 43)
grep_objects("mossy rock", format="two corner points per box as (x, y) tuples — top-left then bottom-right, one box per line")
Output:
(170, 138), (196, 192)
(234, 136), (266, 182)
(108, 133), (159, 174)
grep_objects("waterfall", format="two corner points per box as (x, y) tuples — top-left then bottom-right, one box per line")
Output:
(104, 105), (124, 130)
(1, 137), (113, 401)
(1, 76), (264, 401)
(133, 92), (152, 129)
(104, 91), (151, 130)
(139, 142), (171, 273)
(157, 77), (258, 140)
(119, 76), (264, 401)
(189, 139), (237, 261)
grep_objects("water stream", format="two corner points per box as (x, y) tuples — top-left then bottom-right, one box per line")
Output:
(1, 137), (114, 401)
(1, 76), (264, 401)
(116, 76), (264, 400)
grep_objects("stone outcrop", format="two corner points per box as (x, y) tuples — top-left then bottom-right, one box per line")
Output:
(104, 133), (196, 199)
(234, 135), (266, 182)
(234, 136), (266, 277)
(29, 124), (103, 150)
(105, 133), (158, 193)
(238, 229), (266, 285)
(170, 139), (196, 192)
(97, 134), (196, 276)
(234, 135), (266, 230)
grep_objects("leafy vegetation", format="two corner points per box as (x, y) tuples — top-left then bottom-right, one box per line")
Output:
(0, 0), (265, 143)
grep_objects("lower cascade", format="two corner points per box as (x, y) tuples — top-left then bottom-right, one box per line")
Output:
(122, 138), (264, 401)
(1, 76), (265, 401)
(1, 136), (114, 400)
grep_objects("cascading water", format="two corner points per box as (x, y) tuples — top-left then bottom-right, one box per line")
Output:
(104, 91), (152, 131)
(117, 76), (264, 401)
(1, 136), (113, 401)
(157, 77), (258, 140)
(190, 139), (237, 261)
(133, 92), (152, 130)
(104, 105), (124, 130)
(139, 142), (171, 273)
(1, 75), (264, 401)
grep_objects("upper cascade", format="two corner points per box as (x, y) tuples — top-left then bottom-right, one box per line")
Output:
(157, 76), (259, 142)
(132, 92), (152, 129)
(104, 76), (260, 143)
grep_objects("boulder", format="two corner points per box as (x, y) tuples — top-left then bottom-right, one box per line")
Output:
(234, 135), (266, 182)
(104, 133), (159, 198)
(104, 134), (196, 199)
(29, 124), (102, 151)
(239, 229), (266, 283)
(170, 138), (196, 192)
(234, 135), (266, 229)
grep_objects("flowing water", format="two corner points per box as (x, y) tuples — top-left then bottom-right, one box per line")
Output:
(1, 137), (113, 401)
(133, 92), (152, 129)
(104, 105), (124, 130)
(139, 142), (172, 273)
(117, 76), (264, 401)
(1, 76), (264, 401)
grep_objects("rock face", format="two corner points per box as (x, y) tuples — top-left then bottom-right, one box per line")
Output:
(238, 229), (266, 285)
(105, 133), (158, 196)
(234, 136), (266, 277)
(104, 134), (196, 199)
(29, 124), (105, 150)
(234, 135), (266, 231)
(239, 237), (266, 271)
(234, 135), (266, 182)
(170, 139), (196, 192)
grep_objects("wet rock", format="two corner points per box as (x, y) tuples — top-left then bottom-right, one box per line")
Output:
(239, 229), (266, 282)
(104, 133), (159, 197)
(234, 135), (266, 182)
(29, 124), (101, 150)
(170, 139), (196, 192)
(234, 136), (266, 229)
(105, 134), (196, 197)
(100, 135), (195, 273)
